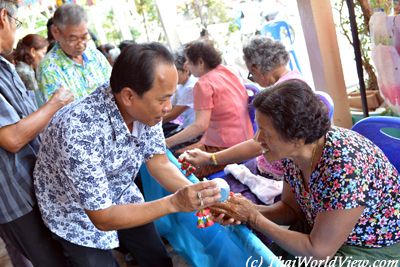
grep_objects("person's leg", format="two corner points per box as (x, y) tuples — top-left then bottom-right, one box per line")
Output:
(0, 206), (68, 267)
(118, 222), (173, 267)
(53, 234), (119, 267)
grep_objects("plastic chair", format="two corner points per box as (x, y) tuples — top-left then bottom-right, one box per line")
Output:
(245, 83), (261, 133)
(260, 20), (301, 72)
(139, 150), (282, 267)
(351, 116), (400, 171)
(315, 90), (334, 121)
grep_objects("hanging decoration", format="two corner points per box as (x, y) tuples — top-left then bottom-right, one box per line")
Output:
(370, 9), (400, 115)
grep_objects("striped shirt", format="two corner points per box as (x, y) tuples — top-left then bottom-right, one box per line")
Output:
(37, 43), (111, 100)
(0, 56), (39, 223)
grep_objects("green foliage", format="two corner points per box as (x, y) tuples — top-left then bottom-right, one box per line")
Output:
(332, 0), (378, 90)
(177, 0), (231, 29)
(134, 0), (164, 42)
(135, 0), (159, 22)
(102, 9), (123, 44)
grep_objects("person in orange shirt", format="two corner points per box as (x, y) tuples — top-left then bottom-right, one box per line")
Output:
(166, 40), (254, 178)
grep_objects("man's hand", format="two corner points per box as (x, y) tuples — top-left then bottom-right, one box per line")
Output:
(48, 87), (74, 107)
(169, 180), (221, 212)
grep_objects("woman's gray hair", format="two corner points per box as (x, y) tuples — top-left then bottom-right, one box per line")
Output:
(173, 49), (186, 71)
(243, 36), (289, 74)
(53, 3), (88, 29)
(0, 0), (18, 16)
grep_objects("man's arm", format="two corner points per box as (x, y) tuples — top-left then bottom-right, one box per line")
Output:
(85, 180), (220, 231)
(165, 109), (211, 147)
(146, 153), (192, 191)
(0, 87), (73, 153)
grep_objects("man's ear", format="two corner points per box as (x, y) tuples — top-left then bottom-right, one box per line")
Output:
(120, 87), (138, 106)
(0, 9), (8, 29)
(51, 25), (60, 41)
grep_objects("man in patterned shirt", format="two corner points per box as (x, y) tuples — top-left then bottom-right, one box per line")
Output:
(34, 42), (221, 267)
(0, 0), (73, 265)
(37, 3), (111, 101)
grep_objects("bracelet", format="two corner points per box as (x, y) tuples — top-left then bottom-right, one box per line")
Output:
(210, 153), (218, 166)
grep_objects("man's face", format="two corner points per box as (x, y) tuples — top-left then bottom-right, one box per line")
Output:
(126, 63), (178, 126)
(0, 8), (18, 55)
(53, 22), (89, 57)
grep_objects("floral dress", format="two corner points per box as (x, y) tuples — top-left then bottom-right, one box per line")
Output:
(284, 127), (400, 247)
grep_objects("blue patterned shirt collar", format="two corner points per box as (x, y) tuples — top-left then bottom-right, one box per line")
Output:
(101, 85), (150, 140)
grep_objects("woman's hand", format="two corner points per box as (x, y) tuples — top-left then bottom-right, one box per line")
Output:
(179, 149), (212, 167)
(209, 194), (260, 226)
(169, 180), (221, 212)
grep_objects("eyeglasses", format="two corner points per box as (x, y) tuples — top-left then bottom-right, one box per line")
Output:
(6, 12), (22, 29)
(59, 29), (91, 46)
(247, 72), (255, 82)
(66, 34), (91, 45)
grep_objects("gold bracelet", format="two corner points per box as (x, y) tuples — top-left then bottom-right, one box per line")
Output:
(210, 153), (218, 166)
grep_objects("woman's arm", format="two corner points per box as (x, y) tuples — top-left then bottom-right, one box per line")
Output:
(210, 139), (262, 164)
(180, 139), (262, 167)
(255, 182), (303, 225)
(251, 206), (364, 259)
(166, 109), (211, 147)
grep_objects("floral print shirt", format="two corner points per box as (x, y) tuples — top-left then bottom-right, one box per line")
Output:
(37, 43), (111, 100)
(33, 84), (166, 249)
(284, 127), (400, 248)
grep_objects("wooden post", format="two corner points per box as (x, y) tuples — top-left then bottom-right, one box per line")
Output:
(297, 0), (353, 128)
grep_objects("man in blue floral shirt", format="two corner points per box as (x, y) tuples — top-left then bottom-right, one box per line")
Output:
(34, 42), (221, 267)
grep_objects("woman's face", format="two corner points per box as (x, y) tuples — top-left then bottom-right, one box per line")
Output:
(254, 110), (297, 161)
(31, 46), (47, 68)
(186, 57), (205, 77)
(246, 63), (274, 87)
(177, 68), (189, 85)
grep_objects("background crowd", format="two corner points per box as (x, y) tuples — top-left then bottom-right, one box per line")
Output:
(0, 1), (399, 267)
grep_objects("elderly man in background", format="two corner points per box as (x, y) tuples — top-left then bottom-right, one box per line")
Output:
(0, 0), (73, 265)
(38, 3), (111, 100)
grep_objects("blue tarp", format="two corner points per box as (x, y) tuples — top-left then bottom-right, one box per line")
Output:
(139, 150), (283, 267)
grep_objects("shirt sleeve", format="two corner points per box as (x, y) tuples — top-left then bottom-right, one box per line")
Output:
(143, 122), (166, 160)
(0, 92), (20, 128)
(61, 123), (112, 211)
(193, 80), (214, 110)
(174, 84), (194, 108)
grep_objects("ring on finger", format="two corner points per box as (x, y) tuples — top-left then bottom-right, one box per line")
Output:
(197, 192), (204, 207)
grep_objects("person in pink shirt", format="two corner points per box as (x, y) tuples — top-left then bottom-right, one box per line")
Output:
(166, 40), (254, 178)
